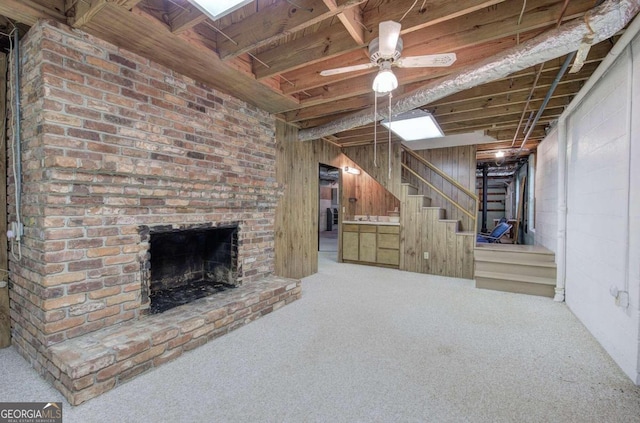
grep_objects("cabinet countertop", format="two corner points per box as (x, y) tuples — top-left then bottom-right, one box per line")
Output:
(342, 221), (400, 226)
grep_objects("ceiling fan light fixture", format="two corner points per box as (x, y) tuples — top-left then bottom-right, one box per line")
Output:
(188, 0), (252, 20)
(372, 68), (398, 94)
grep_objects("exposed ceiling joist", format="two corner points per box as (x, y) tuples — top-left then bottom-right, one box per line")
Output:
(298, 0), (640, 141)
(216, 0), (367, 60)
(322, 0), (365, 45)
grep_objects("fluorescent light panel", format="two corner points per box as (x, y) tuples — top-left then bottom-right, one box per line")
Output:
(381, 109), (444, 141)
(189, 0), (253, 20)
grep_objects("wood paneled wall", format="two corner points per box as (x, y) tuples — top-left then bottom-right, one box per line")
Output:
(403, 145), (477, 231)
(343, 141), (402, 199)
(274, 122), (399, 279)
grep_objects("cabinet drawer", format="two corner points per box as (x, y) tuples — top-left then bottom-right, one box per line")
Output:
(359, 225), (377, 233)
(377, 249), (399, 265)
(378, 225), (399, 234)
(343, 224), (360, 232)
(378, 233), (399, 250)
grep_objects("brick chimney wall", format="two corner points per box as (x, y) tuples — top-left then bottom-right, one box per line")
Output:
(9, 20), (279, 377)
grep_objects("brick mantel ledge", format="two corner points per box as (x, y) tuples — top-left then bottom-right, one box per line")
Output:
(46, 276), (301, 405)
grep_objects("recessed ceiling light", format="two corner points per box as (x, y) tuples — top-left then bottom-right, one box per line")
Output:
(189, 0), (253, 20)
(381, 109), (444, 141)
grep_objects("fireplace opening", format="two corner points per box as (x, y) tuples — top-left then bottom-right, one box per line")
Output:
(148, 225), (239, 314)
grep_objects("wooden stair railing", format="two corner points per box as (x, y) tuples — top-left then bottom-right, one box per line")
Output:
(401, 145), (479, 231)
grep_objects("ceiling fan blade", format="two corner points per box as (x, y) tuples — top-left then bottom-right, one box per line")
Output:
(378, 21), (402, 58)
(397, 53), (457, 68)
(319, 63), (374, 76)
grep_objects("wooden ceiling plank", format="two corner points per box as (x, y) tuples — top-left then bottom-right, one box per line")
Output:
(67, 0), (140, 28)
(281, 0), (594, 95)
(0, 0), (66, 26)
(362, 0), (507, 41)
(296, 34), (535, 109)
(322, 0), (365, 45)
(217, 0), (367, 60)
(169, 3), (207, 35)
(434, 98), (571, 125)
(254, 24), (358, 79)
(83, 4), (298, 113)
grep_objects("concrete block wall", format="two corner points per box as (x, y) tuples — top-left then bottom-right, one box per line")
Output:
(533, 129), (558, 253)
(536, 32), (640, 384)
(8, 20), (279, 380)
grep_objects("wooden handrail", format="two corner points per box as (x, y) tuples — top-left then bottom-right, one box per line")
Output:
(401, 145), (478, 201)
(402, 164), (477, 222)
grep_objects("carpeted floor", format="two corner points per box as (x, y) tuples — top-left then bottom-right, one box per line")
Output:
(1, 252), (639, 422)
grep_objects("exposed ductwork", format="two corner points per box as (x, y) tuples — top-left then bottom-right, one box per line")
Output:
(298, 0), (640, 142)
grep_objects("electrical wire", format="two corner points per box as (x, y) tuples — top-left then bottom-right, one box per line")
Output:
(399, 0), (419, 22)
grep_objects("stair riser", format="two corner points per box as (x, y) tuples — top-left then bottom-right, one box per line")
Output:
(476, 277), (555, 298)
(474, 250), (555, 263)
(475, 262), (557, 279)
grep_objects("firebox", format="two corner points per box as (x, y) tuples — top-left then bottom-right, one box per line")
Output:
(143, 224), (240, 313)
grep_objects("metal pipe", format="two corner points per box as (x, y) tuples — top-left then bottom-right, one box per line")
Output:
(515, 51), (576, 158)
(298, 0), (640, 141)
(481, 165), (488, 233)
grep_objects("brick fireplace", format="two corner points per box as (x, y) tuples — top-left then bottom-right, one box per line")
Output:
(7, 20), (300, 404)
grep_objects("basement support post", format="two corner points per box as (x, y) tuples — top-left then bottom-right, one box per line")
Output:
(481, 164), (488, 233)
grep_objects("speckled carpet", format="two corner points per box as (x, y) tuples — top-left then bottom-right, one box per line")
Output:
(2, 252), (639, 422)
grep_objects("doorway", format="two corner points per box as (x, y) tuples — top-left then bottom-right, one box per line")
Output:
(318, 164), (339, 252)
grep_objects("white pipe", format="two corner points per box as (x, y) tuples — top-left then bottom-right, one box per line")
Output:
(554, 118), (568, 302)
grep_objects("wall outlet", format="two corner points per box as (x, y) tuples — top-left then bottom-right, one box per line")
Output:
(423, 252), (429, 259)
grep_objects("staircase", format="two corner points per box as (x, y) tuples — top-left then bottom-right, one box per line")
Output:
(401, 183), (475, 279)
(474, 244), (557, 297)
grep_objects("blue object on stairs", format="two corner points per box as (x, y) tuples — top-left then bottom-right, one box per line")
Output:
(477, 222), (512, 243)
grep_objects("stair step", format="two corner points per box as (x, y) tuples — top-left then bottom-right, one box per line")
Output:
(475, 270), (556, 298)
(474, 245), (555, 263)
(475, 260), (557, 279)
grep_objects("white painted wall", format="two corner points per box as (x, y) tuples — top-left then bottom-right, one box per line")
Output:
(536, 35), (640, 384)
(534, 129), (559, 253)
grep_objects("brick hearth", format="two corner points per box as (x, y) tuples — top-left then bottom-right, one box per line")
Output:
(49, 277), (300, 405)
(7, 19), (299, 404)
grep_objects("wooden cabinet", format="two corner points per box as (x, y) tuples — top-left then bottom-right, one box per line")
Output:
(342, 223), (400, 268)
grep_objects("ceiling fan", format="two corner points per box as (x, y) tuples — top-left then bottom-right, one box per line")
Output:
(319, 21), (457, 93)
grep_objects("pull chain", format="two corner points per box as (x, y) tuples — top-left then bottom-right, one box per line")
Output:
(388, 92), (392, 180)
(374, 93), (378, 167)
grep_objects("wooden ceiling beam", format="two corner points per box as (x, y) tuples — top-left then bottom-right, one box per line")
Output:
(434, 98), (570, 125)
(322, 0), (365, 45)
(66, 0), (141, 28)
(296, 34), (537, 109)
(362, 0), (507, 42)
(169, 2), (207, 35)
(0, 0), (65, 26)
(253, 24), (359, 79)
(280, 0), (594, 95)
(216, 0), (367, 60)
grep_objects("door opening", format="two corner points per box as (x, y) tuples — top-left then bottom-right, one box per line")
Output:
(319, 164), (339, 252)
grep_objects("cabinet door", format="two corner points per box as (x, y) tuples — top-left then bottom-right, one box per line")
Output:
(359, 232), (377, 263)
(342, 231), (359, 261)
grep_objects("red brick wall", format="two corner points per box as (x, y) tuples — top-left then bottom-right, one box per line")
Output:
(9, 20), (278, 374)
